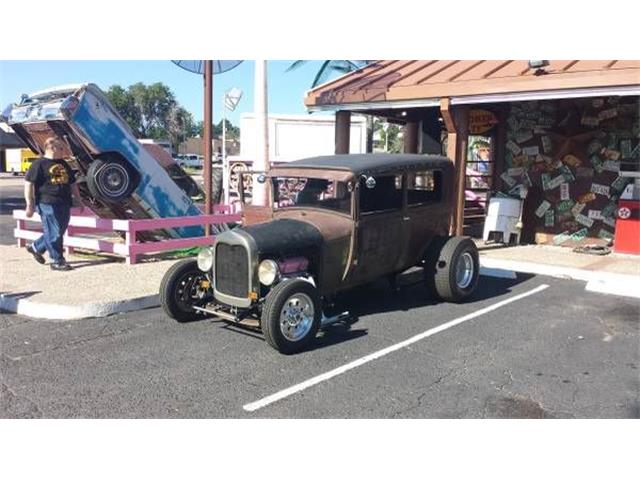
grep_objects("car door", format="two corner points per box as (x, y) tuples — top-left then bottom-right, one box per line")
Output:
(350, 172), (406, 284)
(401, 169), (448, 267)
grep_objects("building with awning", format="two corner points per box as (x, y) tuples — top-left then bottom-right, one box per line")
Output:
(304, 60), (640, 246)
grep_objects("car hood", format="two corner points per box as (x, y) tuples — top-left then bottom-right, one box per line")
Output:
(239, 218), (323, 255)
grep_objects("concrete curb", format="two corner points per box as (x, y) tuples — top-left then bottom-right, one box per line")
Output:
(1, 258), (637, 321)
(479, 257), (640, 300)
(0, 292), (159, 321)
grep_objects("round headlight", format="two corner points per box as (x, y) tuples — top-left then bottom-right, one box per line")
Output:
(258, 259), (279, 286)
(197, 248), (214, 272)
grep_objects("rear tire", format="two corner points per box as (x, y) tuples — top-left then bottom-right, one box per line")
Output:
(261, 279), (321, 354)
(160, 259), (210, 322)
(86, 157), (138, 203)
(424, 236), (479, 302)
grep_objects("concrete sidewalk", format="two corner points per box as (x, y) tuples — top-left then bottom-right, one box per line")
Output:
(0, 245), (180, 320)
(1, 241), (639, 320)
(478, 243), (640, 298)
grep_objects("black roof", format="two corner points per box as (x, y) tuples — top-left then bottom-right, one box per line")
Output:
(279, 154), (452, 175)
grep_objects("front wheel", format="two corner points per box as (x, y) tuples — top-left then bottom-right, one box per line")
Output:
(261, 279), (321, 354)
(86, 157), (138, 203)
(160, 259), (211, 322)
(424, 236), (479, 303)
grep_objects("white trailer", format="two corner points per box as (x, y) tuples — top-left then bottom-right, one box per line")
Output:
(225, 113), (367, 197)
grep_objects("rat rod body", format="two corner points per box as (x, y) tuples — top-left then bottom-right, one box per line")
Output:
(160, 154), (479, 353)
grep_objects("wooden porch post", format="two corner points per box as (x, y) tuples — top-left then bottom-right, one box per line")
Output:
(335, 110), (351, 154)
(440, 98), (469, 236)
(403, 121), (419, 154)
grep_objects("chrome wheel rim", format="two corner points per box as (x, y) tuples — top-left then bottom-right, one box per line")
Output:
(456, 252), (474, 289)
(279, 293), (314, 341)
(98, 164), (129, 197)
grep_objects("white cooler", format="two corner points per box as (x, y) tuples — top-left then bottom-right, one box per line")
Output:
(483, 197), (523, 245)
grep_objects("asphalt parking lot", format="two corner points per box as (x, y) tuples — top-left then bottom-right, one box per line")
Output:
(1, 271), (638, 418)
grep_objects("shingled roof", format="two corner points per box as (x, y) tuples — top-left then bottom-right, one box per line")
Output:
(305, 60), (640, 109)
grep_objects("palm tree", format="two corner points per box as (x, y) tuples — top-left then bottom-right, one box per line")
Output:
(286, 60), (371, 88)
(287, 60), (375, 151)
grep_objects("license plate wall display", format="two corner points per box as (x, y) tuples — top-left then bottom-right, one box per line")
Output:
(502, 96), (639, 246)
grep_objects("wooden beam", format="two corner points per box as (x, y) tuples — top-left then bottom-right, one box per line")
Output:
(403, 121), (419, 153)
(453, 107), (469, 236)
(440, 98), (455, 133)
(440, 98), (469, 235)
(335, 110), (351, 154)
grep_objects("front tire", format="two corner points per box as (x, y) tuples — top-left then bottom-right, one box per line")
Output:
(425, 236), (479, 302)
(160, 259), (210, 322)
(86, 157), (138, 203)
(261, 279), (321, 354)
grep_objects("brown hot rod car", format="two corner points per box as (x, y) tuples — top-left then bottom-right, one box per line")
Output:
(160, 154), (479, 353)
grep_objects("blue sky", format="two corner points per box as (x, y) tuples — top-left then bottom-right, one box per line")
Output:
(0, 60), (342, 125)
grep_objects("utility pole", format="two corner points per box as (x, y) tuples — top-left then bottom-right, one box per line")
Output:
(252, 60), (269, 206)
(203, 60), (213, 235)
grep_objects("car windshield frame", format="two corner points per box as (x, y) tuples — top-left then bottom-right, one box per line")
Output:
(271, 175), (353, 217)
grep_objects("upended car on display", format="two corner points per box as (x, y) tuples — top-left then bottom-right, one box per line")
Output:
(3, 83), (205, 239)
(160, 154), (480, 354)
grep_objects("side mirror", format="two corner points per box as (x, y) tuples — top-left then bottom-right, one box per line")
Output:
(257, 174), (267, 184)
(365, 176), (376, 189)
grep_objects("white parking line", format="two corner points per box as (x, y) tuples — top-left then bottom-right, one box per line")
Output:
(243, 283), (550, 412)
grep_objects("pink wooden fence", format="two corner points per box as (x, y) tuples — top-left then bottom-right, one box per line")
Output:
(13, 206), (242, 265)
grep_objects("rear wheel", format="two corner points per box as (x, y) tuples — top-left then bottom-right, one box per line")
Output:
(424, 236), (479, 302)
(261, 279), (321, 354)
(86, 157), (138, 203)
(160, 259), (211, 322)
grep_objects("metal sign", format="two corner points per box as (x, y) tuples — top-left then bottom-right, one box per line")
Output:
(225, 87), (243, 112)
(469, 109), (499, 134)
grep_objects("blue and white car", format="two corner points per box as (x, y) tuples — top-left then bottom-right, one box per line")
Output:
(3, 83), (204, 238)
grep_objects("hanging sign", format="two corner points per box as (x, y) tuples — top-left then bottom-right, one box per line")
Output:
(469, 109), (499, 134)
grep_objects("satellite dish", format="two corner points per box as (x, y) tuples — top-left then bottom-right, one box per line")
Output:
(172, 60), (243, 75)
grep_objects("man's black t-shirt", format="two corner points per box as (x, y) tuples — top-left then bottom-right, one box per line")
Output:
(25, 157), (76, 206)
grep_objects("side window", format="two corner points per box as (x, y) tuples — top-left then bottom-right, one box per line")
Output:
(360, 174), (403, 214)
(407, 170), (442, 205)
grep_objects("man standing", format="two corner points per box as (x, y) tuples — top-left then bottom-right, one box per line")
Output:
(24, 136), (80, 271)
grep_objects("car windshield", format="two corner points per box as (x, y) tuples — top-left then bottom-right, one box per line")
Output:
(272, 176), (351, 215)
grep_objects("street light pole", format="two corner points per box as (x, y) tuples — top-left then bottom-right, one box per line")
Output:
(222, 97), (228, 205)
(252, 60), (269, 206)
(203, 60), (213, 235)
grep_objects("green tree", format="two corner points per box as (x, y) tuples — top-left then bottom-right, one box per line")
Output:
(194, 119), (240, 139)
(128, 82), (176, 138)
(106, 85), (141, 134)
(373, 118), (403, 153)
(106, 82), (198, 148)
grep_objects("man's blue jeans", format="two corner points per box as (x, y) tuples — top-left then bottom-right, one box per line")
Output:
(33, 203), (71, 263)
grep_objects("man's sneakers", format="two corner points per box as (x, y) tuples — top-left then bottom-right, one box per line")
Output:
(25, 244), (45, 264)
(25, 244), (72, 271)
(50, 260), (72, 271)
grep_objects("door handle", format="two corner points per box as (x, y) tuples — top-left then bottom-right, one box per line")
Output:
(403, 216), (410, 221)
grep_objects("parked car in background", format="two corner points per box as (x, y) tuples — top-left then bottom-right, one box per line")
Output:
(160, 154), (480, 353)
(176, 154), (204, 169)
(2, 83), (204, 238)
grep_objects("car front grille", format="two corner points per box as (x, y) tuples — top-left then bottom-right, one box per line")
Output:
(215, 243), (249, 298)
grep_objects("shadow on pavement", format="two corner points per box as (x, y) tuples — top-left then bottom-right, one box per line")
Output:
(170, 270), (536, 354)
(334, 269), (535, 319)
(0, 290), (41, 300)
